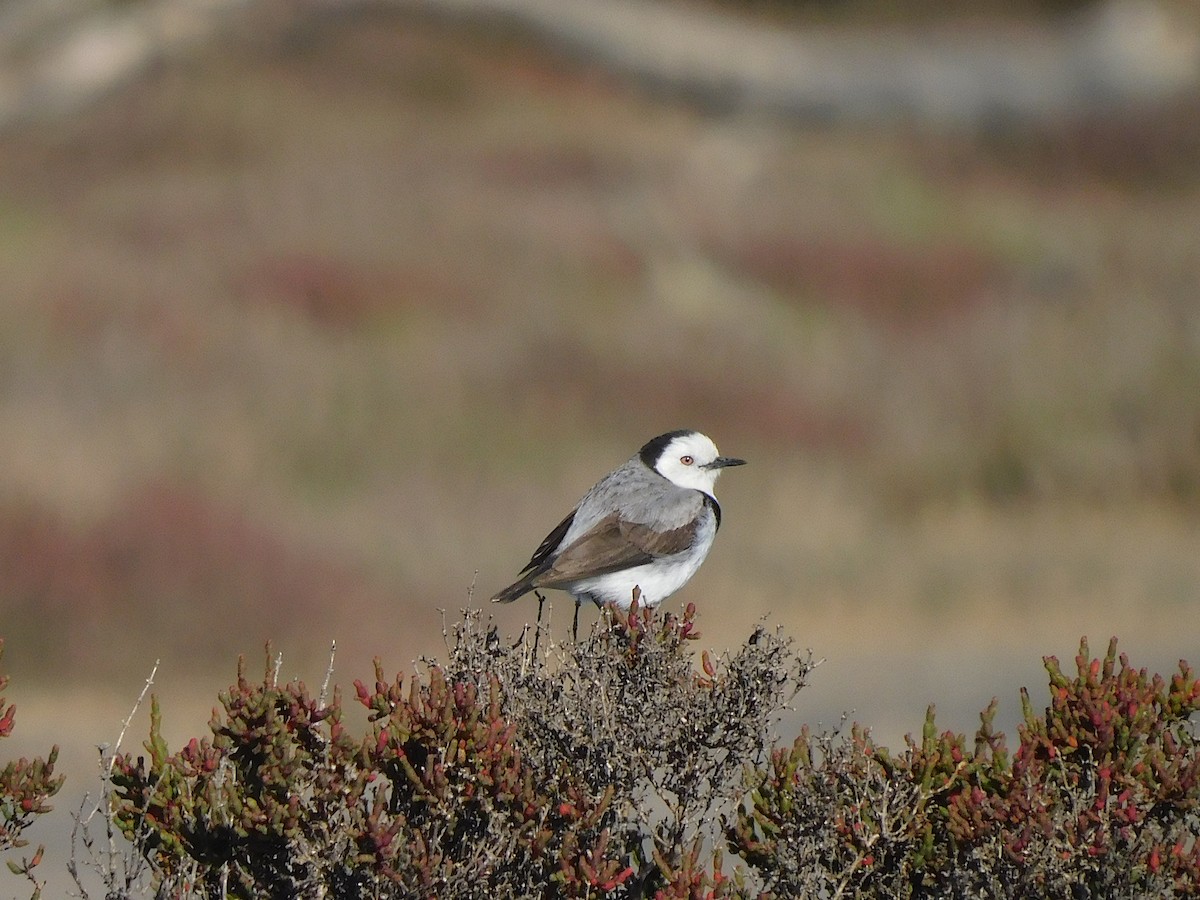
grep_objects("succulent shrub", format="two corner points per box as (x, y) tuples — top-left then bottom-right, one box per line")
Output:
(731, 636), (1200, 899)
(110, 603), (812, 898)
(102, 605), (1200, 899)
(0, 641), (64, 900)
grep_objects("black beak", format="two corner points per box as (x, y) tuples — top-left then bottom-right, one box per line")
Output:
(706, 456), (746, 469)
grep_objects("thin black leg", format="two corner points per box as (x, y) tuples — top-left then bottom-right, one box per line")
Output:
(532, 590), (546, 658)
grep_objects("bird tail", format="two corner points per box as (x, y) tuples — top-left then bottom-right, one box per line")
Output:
(490, 575), (535, 604)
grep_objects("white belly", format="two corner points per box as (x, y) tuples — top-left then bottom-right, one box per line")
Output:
(566, 513), (717, 608)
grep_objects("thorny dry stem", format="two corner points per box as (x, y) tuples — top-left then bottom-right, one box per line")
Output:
(69, 659), (160, 899)
(318, 641), (336, 711)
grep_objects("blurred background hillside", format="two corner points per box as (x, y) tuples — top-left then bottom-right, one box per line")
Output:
(2, 0), (1200, 888)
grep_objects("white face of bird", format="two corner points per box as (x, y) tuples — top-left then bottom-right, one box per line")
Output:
(650, 431), (745, 494)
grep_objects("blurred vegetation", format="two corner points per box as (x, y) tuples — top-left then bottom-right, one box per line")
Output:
(724, 0), (1098, 21)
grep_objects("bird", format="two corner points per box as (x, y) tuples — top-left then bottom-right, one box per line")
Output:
(491, 429), (745, 636)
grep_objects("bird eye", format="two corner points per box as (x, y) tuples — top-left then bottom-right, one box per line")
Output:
(680, 455), (694, 466)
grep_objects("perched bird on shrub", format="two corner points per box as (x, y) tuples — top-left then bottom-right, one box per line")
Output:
(492, 430), (745, 635)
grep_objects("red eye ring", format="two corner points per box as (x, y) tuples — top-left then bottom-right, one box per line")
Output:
(680, 455), (694, 465)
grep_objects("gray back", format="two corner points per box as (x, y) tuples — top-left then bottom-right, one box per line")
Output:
(561, 455), (705, 547)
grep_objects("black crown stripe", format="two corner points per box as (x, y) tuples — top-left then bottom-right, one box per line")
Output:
(638, 429), (694, 469)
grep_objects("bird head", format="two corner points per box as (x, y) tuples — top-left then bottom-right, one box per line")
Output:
(640, 430), (745, 494)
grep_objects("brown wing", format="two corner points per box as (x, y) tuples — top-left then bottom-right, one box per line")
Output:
(532, 513), (699, 589)
(520, 509), (576, 575)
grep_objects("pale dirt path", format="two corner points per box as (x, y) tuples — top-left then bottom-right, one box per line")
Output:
(2, 0), (1196, 132)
